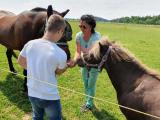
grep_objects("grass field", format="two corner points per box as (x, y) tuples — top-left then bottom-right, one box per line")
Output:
(0, 21), (160, 120)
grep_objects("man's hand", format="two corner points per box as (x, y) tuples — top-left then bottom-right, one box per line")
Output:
(55, 66), (68, 75)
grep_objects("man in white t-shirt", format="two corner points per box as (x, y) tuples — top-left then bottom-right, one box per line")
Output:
(18, 14), (69, 120)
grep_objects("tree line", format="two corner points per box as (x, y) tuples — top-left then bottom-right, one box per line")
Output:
(111, 15), (160, 25)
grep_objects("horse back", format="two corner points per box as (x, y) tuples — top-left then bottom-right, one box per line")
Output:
(0, 10), (17, 28)
(0, 10), (15, 16)
(0, 10), (46, 50)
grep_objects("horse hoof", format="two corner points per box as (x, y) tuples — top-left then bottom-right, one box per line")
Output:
(22, 89), (28, 96)
(23, 91), (28, 96)
(11, 70), (17, 75)
(12, 70), (17, 73)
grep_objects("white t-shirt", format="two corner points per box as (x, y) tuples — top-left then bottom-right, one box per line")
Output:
(20, 39), (67, 100)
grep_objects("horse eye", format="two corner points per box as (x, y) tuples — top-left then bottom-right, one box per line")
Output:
(65, 26), (68, 30)
(64, 27), (67, 31)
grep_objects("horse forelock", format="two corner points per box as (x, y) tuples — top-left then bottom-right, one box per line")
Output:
(88, 40), (100, 60)
(89, 37), (112, 60)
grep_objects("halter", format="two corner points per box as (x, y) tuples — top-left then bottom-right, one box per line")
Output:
(82, 46), (112, 72)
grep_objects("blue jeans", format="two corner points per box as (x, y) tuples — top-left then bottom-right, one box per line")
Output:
(29, 96), (62, 120)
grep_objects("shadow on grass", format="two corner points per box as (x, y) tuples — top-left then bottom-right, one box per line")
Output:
(0, 73), (31, 113)
(92, 106), (118, 120)
(0, 73), (68, 119)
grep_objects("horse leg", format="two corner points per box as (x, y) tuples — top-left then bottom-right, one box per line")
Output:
(23, 69), (28, 93)
(6, 48), (17, 73)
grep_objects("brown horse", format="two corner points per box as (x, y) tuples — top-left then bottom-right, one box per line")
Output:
(77, 38), (160, 120)
(0, 5), (72, 72)
(0, 5), (72, 92)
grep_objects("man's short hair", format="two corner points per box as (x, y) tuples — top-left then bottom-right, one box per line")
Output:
(45, 14), (66, 33)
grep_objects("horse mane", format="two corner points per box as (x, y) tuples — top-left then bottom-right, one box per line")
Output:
(31, 7), (47, 12)
(89, 37), (160, 80)
(30, 7), (59, 15)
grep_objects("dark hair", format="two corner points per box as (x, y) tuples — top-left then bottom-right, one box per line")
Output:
(45, 14), (66, 33)
(80, 14), (96, 33)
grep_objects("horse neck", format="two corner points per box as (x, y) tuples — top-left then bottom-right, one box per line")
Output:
(31, 12), (46, 35)
(105, 59), (145, 96)
(22, 11), (46, 40)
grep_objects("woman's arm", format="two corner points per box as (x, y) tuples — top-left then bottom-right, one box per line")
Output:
(74, 41), (81, 62)
(65, 42), (81, 68)
(17, 55), (27, 69)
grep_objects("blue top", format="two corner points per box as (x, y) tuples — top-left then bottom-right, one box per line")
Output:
(76, 31), (101, 53)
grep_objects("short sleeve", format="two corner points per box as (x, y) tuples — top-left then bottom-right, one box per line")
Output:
(91, 32), (101, 45)
(20, 42), (29, 57)
(96, 32), (101, 40)
(57, 51), (67, 69)
(76, 32), (81, 43)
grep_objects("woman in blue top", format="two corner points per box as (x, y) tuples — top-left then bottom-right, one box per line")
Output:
(73, 15), (101, 112)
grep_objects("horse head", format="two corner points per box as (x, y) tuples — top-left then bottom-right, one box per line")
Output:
(31, 5), (72, 60)
(46, 5), (72, 60)
(77, 38), (113, 71)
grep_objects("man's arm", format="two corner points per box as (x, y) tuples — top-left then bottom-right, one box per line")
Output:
(55, 51), (68, 75)
(17, 55), (27, 69)
(55, 66), (68, 75)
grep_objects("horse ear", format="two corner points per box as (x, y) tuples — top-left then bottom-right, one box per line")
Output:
(99, 42), (103, 48)
(61, 9), (70, 17)
(47, 5), (53, 18)
(99, 42), (103, 52)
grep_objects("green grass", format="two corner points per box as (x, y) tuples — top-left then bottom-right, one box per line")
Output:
(0, 21), (160, 120)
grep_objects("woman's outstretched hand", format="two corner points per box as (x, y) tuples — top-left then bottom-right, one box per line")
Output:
(67, 59), (76, 68)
